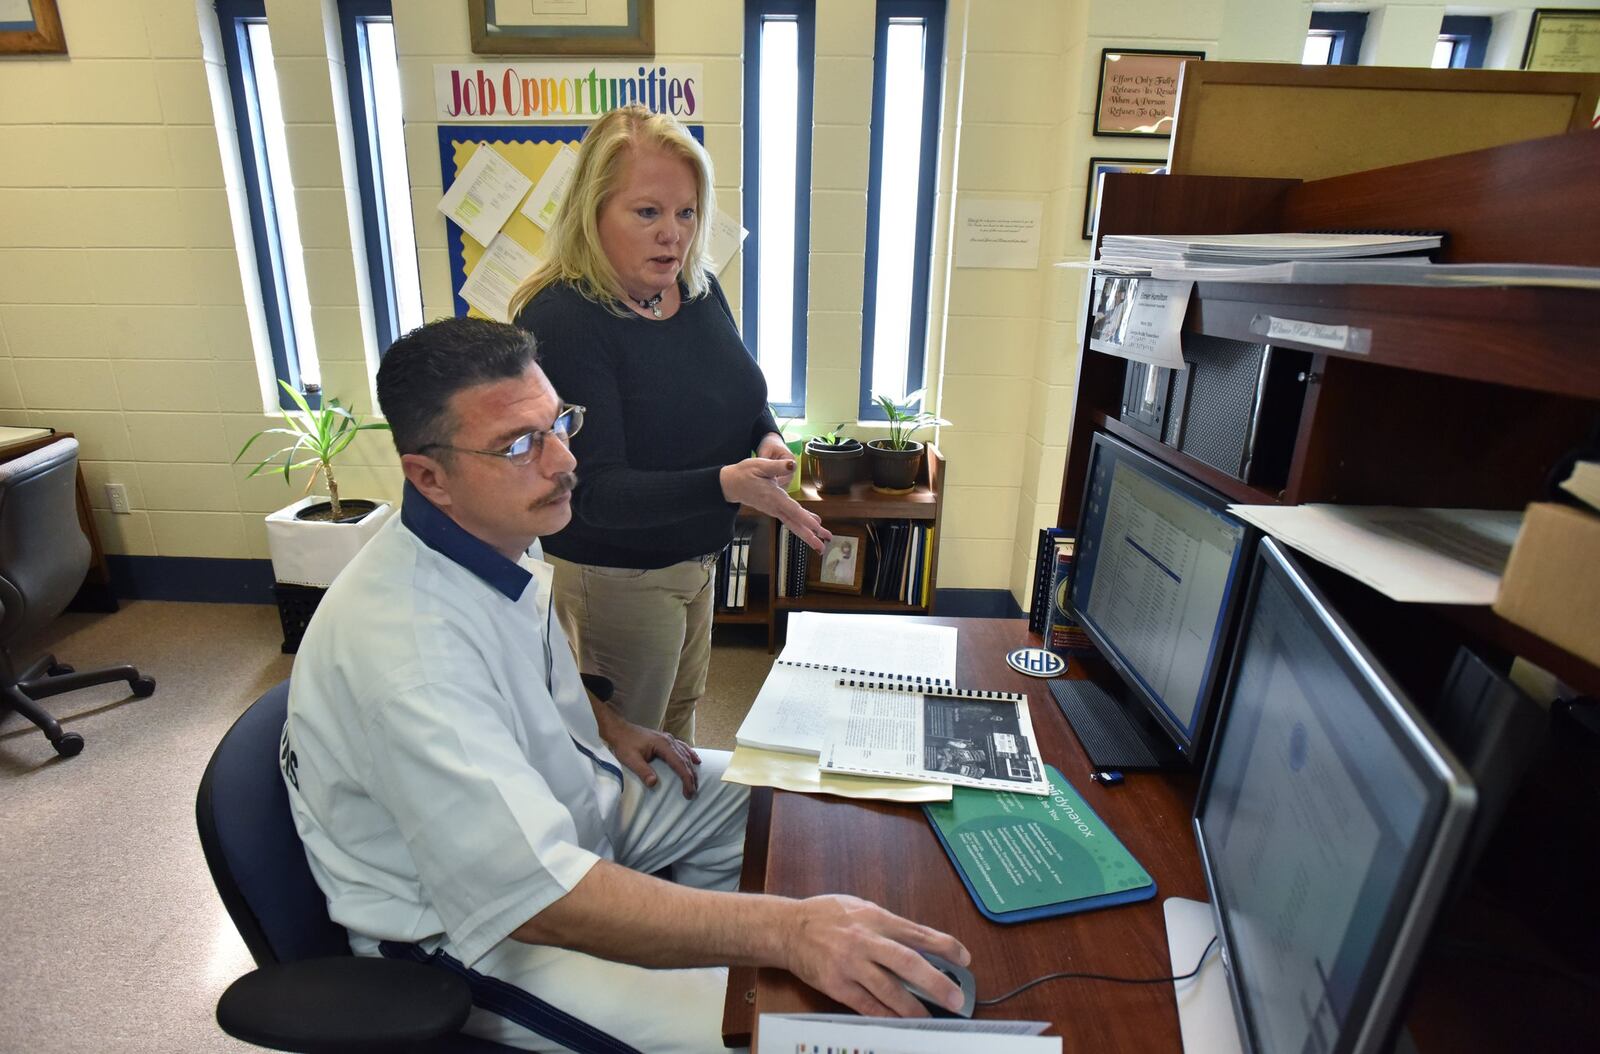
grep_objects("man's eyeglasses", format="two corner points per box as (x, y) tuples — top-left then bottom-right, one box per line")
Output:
(421, 404), (585, 466)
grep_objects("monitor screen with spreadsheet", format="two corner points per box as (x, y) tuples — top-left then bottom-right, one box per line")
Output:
(1068, 431), (1250, 759)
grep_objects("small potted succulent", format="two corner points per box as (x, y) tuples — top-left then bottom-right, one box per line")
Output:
(866, 390), (948, 494)
(804, 425), (864, 494)
(234, 381), (395, 589)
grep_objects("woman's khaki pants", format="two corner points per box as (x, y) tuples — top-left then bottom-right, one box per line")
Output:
(545, 553), (714, 743)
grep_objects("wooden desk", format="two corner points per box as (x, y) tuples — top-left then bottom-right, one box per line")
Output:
(722, 617), (1206, 1050)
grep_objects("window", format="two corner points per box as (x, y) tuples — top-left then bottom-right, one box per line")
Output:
(743, 0), (815, 417)
(1432, 16), (1491, 69)
(338, 0), (423, 355)
(1303, 11), (1367, 65)
(215, 0), (320, 407)
(859, 0), (945, 419)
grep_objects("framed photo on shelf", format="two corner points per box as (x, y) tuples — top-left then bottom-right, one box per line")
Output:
(1093, 48), (1204, 137)
(1521, 8), (1600, 72)
(1083, 157), (1164, 240)
(808, 526), (868, 595)
(0, 0), (67, 56)
(468, 0), (655, 57)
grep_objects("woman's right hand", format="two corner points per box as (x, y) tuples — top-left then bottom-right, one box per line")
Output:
(720, 457), (831, 552)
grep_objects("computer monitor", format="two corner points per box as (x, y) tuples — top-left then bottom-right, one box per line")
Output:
(1192, 539), (1476, 1054)
(1051, 431), (1251, 768)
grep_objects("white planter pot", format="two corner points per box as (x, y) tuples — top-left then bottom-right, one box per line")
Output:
(265, 496), (395, 588)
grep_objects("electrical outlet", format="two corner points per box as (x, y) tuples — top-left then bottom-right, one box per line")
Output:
(105, 482), (131, 515)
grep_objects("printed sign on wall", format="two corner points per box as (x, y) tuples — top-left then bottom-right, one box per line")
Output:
(435, 62), (704, 121)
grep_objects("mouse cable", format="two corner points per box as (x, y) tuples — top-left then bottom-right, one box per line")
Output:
(976, 937), (1218, 1007)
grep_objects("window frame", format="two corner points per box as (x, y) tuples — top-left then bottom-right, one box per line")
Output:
(337, 0), (421, 358)
(1437, 15), (1491, 69)
(742, 0), (815, 420)
(1307, 11), (1368, 66)
(214, 0), (312, 410)
(858, 0), (946, 421)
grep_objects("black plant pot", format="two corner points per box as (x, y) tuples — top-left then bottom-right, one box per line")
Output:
(865, 440), (924, 494)
(805, 438), (864, 494)
(294, 499), (379, 525)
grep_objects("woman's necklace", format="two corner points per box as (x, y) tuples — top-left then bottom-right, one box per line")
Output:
(634, 292), (664, 318)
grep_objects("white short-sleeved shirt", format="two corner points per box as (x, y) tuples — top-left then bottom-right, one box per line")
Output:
(282, 483), (626, 968)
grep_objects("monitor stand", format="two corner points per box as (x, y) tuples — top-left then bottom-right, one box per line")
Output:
(1165, 897), (1244, 1054)
(1048, 675), (1183, 770)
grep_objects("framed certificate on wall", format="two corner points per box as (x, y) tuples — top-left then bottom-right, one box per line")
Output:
(1522, 9), (1600, 72)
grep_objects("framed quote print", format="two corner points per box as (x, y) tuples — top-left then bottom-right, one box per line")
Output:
(1094, 48), (1204, 138)
(1083, 157), (1164, 240)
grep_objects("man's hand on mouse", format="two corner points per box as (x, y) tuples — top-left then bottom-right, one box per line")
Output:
(781, 894), (970, 1017)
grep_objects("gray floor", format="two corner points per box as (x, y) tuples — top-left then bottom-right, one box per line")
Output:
(0, 600), (775, 1053)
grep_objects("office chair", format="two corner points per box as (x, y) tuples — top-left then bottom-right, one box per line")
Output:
(0, 438), (154, 758)
(197, 678), (641, 1054)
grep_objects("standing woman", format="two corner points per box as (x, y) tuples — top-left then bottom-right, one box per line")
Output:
(511, 105), (828, 745)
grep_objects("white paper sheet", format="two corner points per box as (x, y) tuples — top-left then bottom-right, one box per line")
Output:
(461, 233), (540, 322)
(518, 144), (580, 231)
(709, 208), (746, 274)
(955, 197), (1044, 270)
(1229, 504), (1524, 605)
(438, 145), (532, 247)
(721, 745), (952, 801)
(782, 612), (958, 680)
(1087, 277), (1190, 371)
(757, 1014), (1057, 1052)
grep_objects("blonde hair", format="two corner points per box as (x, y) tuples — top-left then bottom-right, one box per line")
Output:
(510, 105), (716, 318)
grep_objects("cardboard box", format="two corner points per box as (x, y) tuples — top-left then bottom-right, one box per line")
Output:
(1492, 502), (1600, 667)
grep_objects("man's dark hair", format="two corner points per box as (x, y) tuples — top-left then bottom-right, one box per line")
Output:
(376, 317), (540, 456)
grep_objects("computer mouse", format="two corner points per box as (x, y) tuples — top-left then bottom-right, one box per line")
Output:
(899, 949), (977, 1018)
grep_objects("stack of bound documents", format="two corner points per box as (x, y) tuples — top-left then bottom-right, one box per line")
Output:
(724, 613), (1050, 802)
(1098, 231), (1442, 270)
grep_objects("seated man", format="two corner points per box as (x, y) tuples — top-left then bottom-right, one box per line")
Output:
(282, 317), (968, 1053)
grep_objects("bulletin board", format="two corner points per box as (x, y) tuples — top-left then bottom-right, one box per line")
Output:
(436, 124), (705, 319)
(1166, 62), (1600, 182)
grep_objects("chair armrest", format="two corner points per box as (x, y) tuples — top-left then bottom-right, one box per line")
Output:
(216, 956), (471, 1053)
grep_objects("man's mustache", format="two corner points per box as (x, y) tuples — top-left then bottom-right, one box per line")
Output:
(536, 472), (578, 506)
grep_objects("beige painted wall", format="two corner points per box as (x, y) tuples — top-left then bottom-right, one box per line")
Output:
(2, 0), (1589, 601)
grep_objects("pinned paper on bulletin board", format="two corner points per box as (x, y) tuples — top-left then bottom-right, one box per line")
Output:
(438, 124), (724, 322)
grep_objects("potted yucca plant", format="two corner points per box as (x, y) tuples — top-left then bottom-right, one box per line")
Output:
(865, 390), (948, 494)
(234, 381), (395, 590)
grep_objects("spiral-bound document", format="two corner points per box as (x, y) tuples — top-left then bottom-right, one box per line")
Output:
(734, 661), (954, 756)
(818, 679), (1051, 796)
(735, 614), (959, 757)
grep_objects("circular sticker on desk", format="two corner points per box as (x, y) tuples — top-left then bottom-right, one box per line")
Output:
(1006, 647), (1067, 678)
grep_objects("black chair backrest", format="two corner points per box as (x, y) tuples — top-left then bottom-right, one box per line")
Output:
(0, 437), (91, 645)
(196, 680), (351, 966)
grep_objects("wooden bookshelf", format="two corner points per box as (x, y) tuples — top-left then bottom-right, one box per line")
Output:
(1061, 131), (1600, 1051)
(713, 445), (945, 651)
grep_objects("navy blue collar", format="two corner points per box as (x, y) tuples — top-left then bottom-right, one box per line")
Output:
(401, 482), (532, 602)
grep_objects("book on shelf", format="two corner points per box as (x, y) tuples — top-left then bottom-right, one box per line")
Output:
(1045, 542), (1093, 656)
(715, 520), (757, 612)
(1028, 528), (1069, 634)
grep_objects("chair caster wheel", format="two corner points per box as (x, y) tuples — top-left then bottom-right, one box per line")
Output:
(131, 676), (156, 698)
(48, 663), (75, 676)
(54, 732), (84, 758)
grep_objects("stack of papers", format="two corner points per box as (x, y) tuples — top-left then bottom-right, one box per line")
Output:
(1099, 232), (1443, 270)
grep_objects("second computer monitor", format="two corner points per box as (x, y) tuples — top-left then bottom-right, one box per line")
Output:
(1069, 431), (1250, 763)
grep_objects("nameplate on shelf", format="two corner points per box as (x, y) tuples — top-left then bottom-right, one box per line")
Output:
(1252, 313), (1372, 354)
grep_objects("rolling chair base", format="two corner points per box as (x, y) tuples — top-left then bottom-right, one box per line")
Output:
(3, 651), (155, 757)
